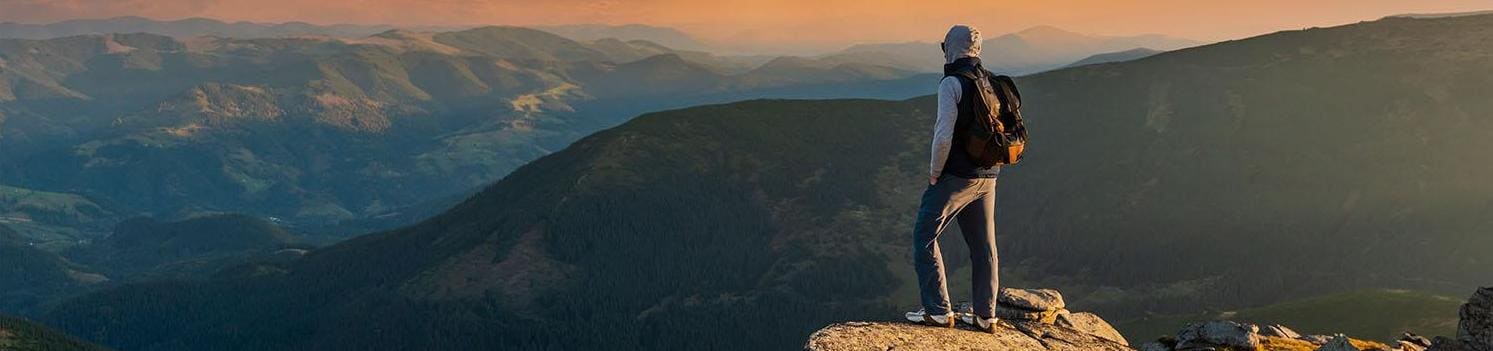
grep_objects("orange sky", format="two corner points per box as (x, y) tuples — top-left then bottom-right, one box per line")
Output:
(4, 0), (1492, 53)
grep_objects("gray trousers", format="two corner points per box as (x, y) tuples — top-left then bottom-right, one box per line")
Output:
(912, 175), (998, 317)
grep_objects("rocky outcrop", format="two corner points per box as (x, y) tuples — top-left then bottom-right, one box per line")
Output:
(1319, 334), (1363, 351)
(804, 321), (1132, 351)
(1431, 287), (1493, 351)
(1136, 321), (1396, 351)
(809, 287), (1493, 351)
(1462, 288), (1493, 351)
(997, 288), (1068, 324)
(807, 289), (1129, 351)
(1262, 324), (1304, 339)
(1057, 311), (1129, 345)
(1399, 332), (1434, 351)
(1175, 320), (1261, 350)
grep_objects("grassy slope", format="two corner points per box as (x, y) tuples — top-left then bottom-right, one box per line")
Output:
(0, 185), (115, 249)
(0, 315), (108, 351)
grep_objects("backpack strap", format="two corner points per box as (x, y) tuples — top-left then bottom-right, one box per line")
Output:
(987, 74), (1021, 110)
(945, 66), (984, 132)
(987, 73), (1028, 142)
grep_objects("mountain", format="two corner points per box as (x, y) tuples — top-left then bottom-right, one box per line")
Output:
(1388, 10), (1493, 19)
(0, 314), (108, 351)
(0, 26), (926, 244)
(39, 12), (1493, 351)
(0, 16), (443, 40)
(0, 225), (104, 314)
(0, 17), (712, 53)
(821, 25), (1202, 74)
(533, 24), (710, 51)
(65, 214), (307, 281)
(0, 185), (120, 251)
(1064, 48), (1164, 68)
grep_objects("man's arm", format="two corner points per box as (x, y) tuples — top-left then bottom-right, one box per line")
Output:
(929, 76), (961, 185)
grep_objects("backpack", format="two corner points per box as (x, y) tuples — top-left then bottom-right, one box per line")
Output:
(949, 67), (1028, 167)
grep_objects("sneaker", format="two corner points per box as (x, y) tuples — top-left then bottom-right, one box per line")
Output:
(959, 312), (1001, 333)
(905, 309), (955, 328)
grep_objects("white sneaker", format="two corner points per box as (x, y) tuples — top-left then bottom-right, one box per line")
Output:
(959, 312), (1000, 333)
(905, 309), (955, 328)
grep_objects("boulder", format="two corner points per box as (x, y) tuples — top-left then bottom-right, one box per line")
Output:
(1458, 288), (1492, 351)
(1317, 334), (1361, 351)
(1136, 342), (1171, 351)
(1057, 311), (1129, 345)
(1431, 336), (1473, 351)
(1262, 324), (1304, 339)
(1000, 288), (1067, 311)
(997, 307), (1064, 324)
(1175, 320), (1261, 350)
(1400, 341), (1430, 351)
(1301, 335), (1336, 345)
(803, 321), (1132, 351)
(1399, 332), (1434, 351)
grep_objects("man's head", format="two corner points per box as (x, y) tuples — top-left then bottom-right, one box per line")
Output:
(941, 25), (982, 64)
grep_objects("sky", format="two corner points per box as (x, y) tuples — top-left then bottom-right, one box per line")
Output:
(3, 0), (1492, 53)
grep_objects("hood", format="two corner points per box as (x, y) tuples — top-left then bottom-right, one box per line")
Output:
(942, 25), (982, 64)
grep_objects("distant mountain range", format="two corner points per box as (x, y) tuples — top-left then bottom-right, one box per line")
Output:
(819, 25), (1201, 74)
(1387, 10), (1493, 19)
(1064, 48), (1164, 68)
(531, 24), (710, 51)
(0, 24), (931, 248)
(0, 17), (1201, 75)
(38, 13), (1493, 350)
(0, 17), (714, 54)
(0, 16), (445, 39)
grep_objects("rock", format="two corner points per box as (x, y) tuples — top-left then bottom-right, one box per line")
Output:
(1318, 334), (1362, 351)
(1400, 340), (1430, 351)
(804, 321), (1133, 351)
(1400, 332), (1434, 351)
(1431, 336), (1473, 351)
(1136, 341), (1171, 351)
(1000, 288), (1067, 311)
(1458, 288), (1493, 351)
(1404, 332), (1435, 347)
(1262, 324), (1304, 339)
(1175, 320), (1261, 350)
(997, 307), (1064, 324)
(1301, 335), (1335, 345)
(1057, 311), (1129, 345)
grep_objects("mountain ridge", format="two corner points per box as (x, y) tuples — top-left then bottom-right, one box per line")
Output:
(0, 25), (929, 246)
(822, 25), (1201, 74)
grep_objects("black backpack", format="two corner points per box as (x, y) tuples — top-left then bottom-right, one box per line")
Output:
(949, 67), (1028, 167)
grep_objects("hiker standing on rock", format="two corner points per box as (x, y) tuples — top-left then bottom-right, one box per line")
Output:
(906, 24), (1028, 334)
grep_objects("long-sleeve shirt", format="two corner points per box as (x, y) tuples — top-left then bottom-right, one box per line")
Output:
(929, 76), (962, 180)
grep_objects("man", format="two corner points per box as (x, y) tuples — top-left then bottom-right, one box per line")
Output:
(904, 24), (1003, 333)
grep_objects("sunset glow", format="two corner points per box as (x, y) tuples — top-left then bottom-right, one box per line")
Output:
(3, 0), (1490, 53)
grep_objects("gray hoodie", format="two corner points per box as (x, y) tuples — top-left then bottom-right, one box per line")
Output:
(929, 25), (999, 180)
(942, 25), (982, 64)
